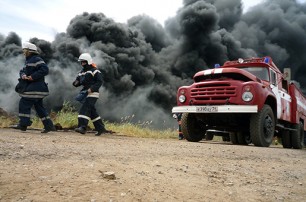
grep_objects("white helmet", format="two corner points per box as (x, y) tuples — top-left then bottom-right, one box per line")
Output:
(22, 42), (38, 52)
(78, 53), (93, 65)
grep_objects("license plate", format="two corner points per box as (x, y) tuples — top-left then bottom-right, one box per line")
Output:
(196, 106), (218, 112)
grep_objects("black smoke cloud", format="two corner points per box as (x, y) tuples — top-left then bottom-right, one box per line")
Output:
(1, 0), (306, 129)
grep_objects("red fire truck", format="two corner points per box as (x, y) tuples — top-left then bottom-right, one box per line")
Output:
(172, 57), (306, 149)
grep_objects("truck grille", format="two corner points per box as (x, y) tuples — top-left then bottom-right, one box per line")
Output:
(190, 83), (237, 104)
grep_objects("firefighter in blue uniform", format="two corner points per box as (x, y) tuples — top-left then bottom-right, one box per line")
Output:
(14, 42), (55, 133)
(73, 53), (110, 136)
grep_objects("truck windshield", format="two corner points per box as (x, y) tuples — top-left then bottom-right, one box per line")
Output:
(240, 67), (269, 81)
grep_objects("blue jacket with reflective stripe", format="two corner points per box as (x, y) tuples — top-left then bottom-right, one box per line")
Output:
(19, 54), (49, 98)
(73, 65), (103, 98)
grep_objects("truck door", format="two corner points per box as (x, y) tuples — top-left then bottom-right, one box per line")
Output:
(270, 69), (291, 121)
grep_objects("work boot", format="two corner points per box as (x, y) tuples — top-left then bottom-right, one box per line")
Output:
(11, 124), (27, 131)
(75, 127), (86, 134)
(41, 126), (56, 133)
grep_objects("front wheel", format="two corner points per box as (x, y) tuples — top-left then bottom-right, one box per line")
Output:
(181, 113), (206, 142)
(250, 104), (275, 147)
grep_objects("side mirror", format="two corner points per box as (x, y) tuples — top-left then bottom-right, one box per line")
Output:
(283, 68), (291, 80)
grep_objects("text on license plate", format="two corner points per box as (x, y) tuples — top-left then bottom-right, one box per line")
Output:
(196, 106), (218, 112)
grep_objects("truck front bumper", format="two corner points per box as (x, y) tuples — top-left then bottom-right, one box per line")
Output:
(172, 105), (258, 113)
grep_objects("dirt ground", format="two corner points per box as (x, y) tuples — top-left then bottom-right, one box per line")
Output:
(0, 128), (305, 202)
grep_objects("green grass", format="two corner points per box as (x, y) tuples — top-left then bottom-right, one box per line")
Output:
(1, 101), (178, 139)
(106, 121), (177, 139)
(0, 116), (18, 128)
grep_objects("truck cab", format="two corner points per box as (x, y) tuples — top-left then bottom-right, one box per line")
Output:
(172, 57), (306, 148)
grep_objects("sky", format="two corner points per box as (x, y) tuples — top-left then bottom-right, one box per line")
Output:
(0, 0), (273, 42)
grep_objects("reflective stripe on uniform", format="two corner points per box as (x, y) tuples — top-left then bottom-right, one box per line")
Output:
(20, 91), (49, 98)
(86, 71), (94, 77)
(86, 69), (101, 77)
(78, 115), (91, 120)
(19, 94), (48, 98)
(92, 69), (101, 76)
(19, 113), (31, 118)
(87, 92), (99, 98)
(41, 116), (51, 121)
(92, 116), (101, 122)
(78, 70), (101, 77)
(78, 72), (86, 76)
(23, 91), (49, 95)
(27, 61), (45, 67)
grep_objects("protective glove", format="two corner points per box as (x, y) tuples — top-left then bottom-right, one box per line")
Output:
(72, 80), (80, 87)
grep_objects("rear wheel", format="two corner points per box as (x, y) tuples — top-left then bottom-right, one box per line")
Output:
(237, 132), (252, 145)
(281, 130), (292, 148)
(304, 131), (306, 146)
(291, 122), (304, 149)
(230, 132), (238, 145)
(250, 105), (275, 147)
(205, 131), (214, 140)
(222, 133), (231, 142)
(181, 113), (206, 142)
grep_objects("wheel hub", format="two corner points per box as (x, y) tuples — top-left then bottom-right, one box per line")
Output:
(264, 115), (273, 137)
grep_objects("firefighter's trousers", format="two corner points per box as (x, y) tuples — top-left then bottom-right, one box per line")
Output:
(78, 97), (105, 131)
(19, 97), (54, 129)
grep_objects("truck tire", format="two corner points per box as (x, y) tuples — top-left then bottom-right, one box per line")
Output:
(205, 131), (214, 140)
(230, 132), (238, 145)
(304, 131), (306, 146)
(250, 104), (275, 147)
(281, 130), (292, 148)
(181, 113), (206, 142)
(222, 133), (231, 142)
(231, 132), (251, 145)
(237, 132), (252, 145)
(291, 122), (304, 149)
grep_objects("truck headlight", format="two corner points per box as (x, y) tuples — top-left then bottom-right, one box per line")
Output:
(242, 92), (253, 102)
(179, 95), (186, 103)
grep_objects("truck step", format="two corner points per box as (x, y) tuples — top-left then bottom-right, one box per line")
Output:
(276, 124), (297, 131)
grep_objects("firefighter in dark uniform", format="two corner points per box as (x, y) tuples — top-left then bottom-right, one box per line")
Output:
(73, 53), (110, 136)
(14, 42), (55, 133)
